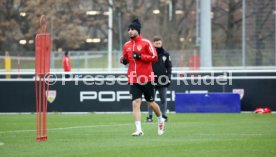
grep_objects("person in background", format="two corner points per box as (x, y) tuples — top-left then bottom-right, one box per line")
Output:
(146, 36), (172, 122)
(120, 19), (165, 136)
(5, 51), (11, 79)
(62, 50), (71, 78)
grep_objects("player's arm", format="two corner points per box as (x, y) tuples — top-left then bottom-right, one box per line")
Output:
(133, 42), (157, 62)
(120, 45), (129, 65)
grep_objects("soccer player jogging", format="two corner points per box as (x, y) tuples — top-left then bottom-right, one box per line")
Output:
(120, 19), (165, 136)
(146, 36), (172, 122)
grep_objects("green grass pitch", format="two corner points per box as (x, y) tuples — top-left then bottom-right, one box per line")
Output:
(0, 113), (276, 157)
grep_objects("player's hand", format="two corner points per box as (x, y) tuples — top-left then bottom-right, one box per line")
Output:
(133, 52), (141, 60)
(120, 56), (128, 65)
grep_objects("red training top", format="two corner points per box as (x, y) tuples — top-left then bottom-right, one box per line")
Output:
(122, 35), (157, 83)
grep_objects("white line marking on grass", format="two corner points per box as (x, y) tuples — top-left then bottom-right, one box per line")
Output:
(0, 123), (131, 134)
(0, 129), (35, 134)
(48, 123), (131, 131)
(197, 133), (263, 136)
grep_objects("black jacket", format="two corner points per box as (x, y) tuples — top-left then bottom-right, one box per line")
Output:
(152, 47), (172, 87)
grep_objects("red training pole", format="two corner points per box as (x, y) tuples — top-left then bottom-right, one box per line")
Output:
(35, 15), (51, 141)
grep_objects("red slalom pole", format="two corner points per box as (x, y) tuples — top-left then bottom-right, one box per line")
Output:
(35, 15), (51, 142)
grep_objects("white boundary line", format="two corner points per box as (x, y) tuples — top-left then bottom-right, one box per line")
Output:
(197, 133), (263, 136)
(1, 76), (276, 82)
(0, 123), (131, 134)
(0, 123), (265, 137)
(1, 69), (276, 75)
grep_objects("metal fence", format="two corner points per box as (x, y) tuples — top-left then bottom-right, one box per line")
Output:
(1, 49), (275, 71)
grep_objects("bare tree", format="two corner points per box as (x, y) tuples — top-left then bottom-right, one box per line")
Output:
(0, 0), (197, 53)
(1, 0), (274, 67)
(212, 0), (274, 66)
(0, 0), (28, 54)
(24, 0), (109, 50)
(251, 0), (274, 65)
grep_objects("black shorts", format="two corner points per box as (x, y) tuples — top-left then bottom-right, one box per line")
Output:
(130, 82), (155, 102)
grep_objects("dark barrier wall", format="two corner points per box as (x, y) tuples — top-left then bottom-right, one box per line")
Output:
(0, 72), (276, 112)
